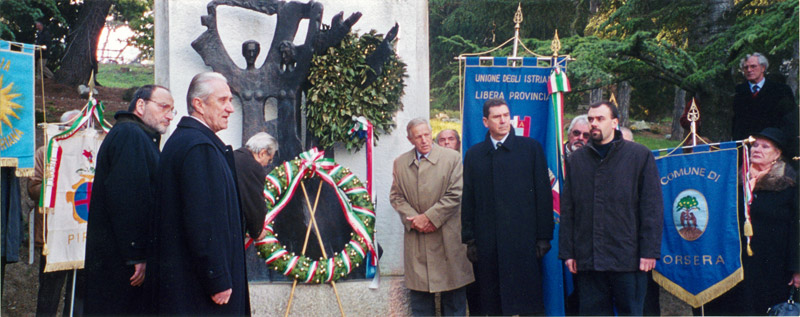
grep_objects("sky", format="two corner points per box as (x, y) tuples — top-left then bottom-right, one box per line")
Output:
(97, 25), (141, 64)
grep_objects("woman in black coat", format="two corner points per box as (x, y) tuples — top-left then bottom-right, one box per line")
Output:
(702, 127), (799, 315)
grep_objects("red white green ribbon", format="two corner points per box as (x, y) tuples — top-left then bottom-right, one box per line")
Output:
(260, 148), (376, 262)
(548, 68), (571, 178)
(42, 99), (111, 208)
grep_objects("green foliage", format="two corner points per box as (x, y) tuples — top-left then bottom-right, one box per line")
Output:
(96, 63), (153, 88)
(677, 195), (699, 211)
(0, 0), (80, 70)
(111, 0), (153, 59)
(429, 0), (798, 139)
(429, 0), (588, 111)
(305, 31), (407, 152)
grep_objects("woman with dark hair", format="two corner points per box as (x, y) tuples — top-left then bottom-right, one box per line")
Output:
(702, 127), (799, 315)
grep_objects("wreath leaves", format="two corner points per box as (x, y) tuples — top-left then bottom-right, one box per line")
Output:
(306, 30), (407, 151)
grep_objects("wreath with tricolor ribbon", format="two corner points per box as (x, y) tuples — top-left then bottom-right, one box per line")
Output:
(254, 148), (377, 283)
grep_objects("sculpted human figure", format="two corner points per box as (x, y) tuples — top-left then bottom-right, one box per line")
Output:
(192, 0), (398, 269)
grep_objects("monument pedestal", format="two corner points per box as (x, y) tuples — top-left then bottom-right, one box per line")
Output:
(249, 277), (410, 316)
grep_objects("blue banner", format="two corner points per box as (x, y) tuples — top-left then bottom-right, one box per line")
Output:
(462, 56), (566, 315)
(0, 40), (36, 176)
(653, 147), (741, 308)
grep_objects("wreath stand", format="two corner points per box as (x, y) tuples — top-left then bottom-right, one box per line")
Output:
(255, 149), (376, 316)
(284, 181), (346, 317)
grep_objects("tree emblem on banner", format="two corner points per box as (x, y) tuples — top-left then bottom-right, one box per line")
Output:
(672, 189), (708, 241)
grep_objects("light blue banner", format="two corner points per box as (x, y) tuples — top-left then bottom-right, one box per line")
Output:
(0, 40), (36, 174)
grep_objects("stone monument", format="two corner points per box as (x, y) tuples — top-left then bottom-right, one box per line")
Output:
(155, 0), (429, 314)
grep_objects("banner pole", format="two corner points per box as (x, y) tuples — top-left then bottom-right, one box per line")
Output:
(69, 269), (76, 317)
(511, 4), (522, 66)
(688, 98), (699, 146)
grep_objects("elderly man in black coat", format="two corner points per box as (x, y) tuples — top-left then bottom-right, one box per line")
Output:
(84, 85), (175, 315)
(462, 98), (554, 315)
(732, 53), (797, 155)
(234, 132), (277, 241)
(149, 72), (249, 314)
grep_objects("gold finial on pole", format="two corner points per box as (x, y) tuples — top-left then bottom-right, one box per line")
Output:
(87, 71), (96, 101)
(511, 3), (523, 65)
(551, 29), (561, 57)
(609, 92), (618, 107)
(687, 98), (700, 146)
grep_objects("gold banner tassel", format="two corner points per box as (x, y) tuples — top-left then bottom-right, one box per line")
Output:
(743, 220), (753, 256)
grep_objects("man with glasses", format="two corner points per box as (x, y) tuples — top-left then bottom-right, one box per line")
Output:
(84, 85), (175, 314)
(732, 53), (796, 155)
(564, 115), (590, 158)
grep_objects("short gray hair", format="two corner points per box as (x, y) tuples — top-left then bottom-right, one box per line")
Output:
(245, 132), (278, 155)
(186, 72), (228, 114)
(567, 114), (589, 132)
(60, 110), (81, 123)
(406, 118), (431, 137)
(740, 52), (769, 70)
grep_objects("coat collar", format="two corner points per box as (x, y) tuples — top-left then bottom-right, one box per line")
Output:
(482, 128), (517, 154)
(586, 129), (623, 157)
(176, 116), (228, 151)
(753, 160), (797, 192)
(407, 144), (444, 167)
(114, 111), (161, 143)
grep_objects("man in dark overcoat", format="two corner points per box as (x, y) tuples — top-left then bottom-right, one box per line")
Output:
(233, 132), (277, 242)
(149, 72), (249, 314)
(84, 85), (175, 315)
(559, 101), (663, 315)
(732, 52), (797, 155)
(461, 98), (554, 315)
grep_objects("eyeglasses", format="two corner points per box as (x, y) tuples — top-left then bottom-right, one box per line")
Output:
(742, 65), (761, 70)
(147, 99), (177, 116)
(571, 130), (590, 139)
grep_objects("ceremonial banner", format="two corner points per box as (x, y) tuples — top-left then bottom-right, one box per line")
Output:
(652, 146), (741, 308)
(462, 56), (568, 315)
(41, 103), (107, 272)
(0, 40), (36, 176)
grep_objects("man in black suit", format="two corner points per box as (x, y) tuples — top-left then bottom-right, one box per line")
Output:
(732, 52), (797, 156)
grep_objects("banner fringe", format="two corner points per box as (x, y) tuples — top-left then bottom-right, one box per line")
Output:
(43, 260), (84, 273)
(653, 267), (743, 308)
(15, 168), (34, 177)
(0, 158), (35, 177)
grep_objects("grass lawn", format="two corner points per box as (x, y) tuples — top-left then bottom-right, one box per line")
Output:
(97, 63), (154, 88)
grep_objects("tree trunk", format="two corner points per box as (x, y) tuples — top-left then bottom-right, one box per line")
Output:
(54, 0), (112, 86)
(590, 88), (603, 104)
(686, 0), (734, 140)
(617, 81), (631, 127)
(670, 87), (686, 141)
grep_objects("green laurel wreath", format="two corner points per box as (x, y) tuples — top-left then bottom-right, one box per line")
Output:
(255, 154), (376, 283)
(305, 30), (407, 151)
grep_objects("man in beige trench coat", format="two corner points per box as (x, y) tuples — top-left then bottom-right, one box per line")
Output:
(390, 118), (475, 316)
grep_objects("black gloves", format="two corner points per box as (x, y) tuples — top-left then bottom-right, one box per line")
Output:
(466, 240), (478, 263)
(536, 240), (551, 258)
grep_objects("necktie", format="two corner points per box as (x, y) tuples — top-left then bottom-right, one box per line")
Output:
(496, 141), (502, 150)
(752, 85), (760, 94)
